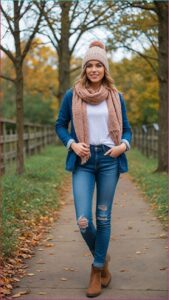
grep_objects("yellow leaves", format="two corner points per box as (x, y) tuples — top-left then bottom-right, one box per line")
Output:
(24, 38), (58, 102)
(0, 174), (71, 299)
(110, 46), (159, 126)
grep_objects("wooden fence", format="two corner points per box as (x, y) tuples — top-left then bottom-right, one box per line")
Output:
(132, 123), (159, 159)
(0, 118), (57, 175)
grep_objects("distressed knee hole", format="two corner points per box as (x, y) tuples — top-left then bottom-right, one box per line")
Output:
(77, 216), (88, 229)
(97, 216), (108, 221)
(98, 205), (107, 211)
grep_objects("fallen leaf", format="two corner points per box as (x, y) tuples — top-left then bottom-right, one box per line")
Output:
(44, 243), (54, 247)
(13, 278), (20, 282)
(1, 288), (11, 295)
(45, 237), (53, 241)
(83, 252), (91, 257)
(60, 277), (67, 281)
(6, 284), (13, 289)
(159, 233), (167, 239)
(12, 290), (30, 297)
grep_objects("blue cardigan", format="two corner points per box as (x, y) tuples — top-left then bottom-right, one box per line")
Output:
(55, 89), (132, 173)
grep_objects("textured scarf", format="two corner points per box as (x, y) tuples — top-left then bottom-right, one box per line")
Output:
(72, 82), (123, 164)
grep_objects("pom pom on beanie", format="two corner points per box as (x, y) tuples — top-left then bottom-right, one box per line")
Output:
(82, 40), (109, 70)
(89, 41), (105, 50)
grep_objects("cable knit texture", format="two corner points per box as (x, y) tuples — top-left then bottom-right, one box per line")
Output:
(72, 82), (123, 165)
(82, 41), (109, 70)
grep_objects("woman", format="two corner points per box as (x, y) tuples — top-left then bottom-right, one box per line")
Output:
(55, 41), (132, 298)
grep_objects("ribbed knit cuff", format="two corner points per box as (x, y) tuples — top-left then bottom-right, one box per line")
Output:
(121, 139), (130, 151)
(66, 139), (76, 150)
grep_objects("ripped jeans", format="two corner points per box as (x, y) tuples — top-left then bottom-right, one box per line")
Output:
(72, 144), (120, 268)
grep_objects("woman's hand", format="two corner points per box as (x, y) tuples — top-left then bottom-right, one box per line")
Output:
(104, 143), (127, 158)
(70, 142), (90, 158)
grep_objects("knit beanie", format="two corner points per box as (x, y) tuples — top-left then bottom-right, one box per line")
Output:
(82, 41), (109, 71)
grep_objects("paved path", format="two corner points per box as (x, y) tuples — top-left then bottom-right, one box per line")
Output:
(13, 173), (168, 300)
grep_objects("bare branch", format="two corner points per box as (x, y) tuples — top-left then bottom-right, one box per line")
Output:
(0, 74), (16, 83)
(0, 45), (15, 64)
(145, 33), (158, 53)
(0, 3), (14, 35)
(69, 0), (79, 25)
(128, 1), (157, 13)
(36, 3), (60, 52)
(19, 0), (25, 12)
(70, 65), (81, 73)
(21, 1), (45, 63)
(118, 44), (158, 75)
(19, 3), (33, 20)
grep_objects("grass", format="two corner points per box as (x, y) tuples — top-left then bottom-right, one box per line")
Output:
(127, 148), (168, 229)
(1, 144), (70, 258)
(1, 145), (168, 257)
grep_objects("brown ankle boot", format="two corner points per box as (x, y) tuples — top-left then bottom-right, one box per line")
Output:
(86, 264), (102, 298)
(101, 254), (111, 288)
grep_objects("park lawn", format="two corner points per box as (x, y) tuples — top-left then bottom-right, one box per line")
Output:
(1, 144), (70, 258)
(1, 146), (167, 258)
(127, 148), (168, 230)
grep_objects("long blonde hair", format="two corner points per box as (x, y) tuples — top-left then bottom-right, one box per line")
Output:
(74, 65), (118, 91)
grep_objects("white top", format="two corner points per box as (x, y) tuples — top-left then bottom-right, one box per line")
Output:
(86, 100), (115, 148)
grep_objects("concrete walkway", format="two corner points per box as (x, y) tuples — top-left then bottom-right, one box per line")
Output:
(13, 173), (168, 300)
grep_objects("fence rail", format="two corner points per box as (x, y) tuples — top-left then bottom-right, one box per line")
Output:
(132, 123), (159, 159)
(0, 118), (56, 175)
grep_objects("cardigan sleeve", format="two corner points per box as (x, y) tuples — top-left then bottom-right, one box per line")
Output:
(55, 91), (75, 148)
(119, 93), (132, 150)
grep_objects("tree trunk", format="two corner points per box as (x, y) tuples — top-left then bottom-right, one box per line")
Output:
(156, 2), (168, 172)
(14, 1), (24, 175)
(15, 68), (24, 175)
(58, 1), (72, 104)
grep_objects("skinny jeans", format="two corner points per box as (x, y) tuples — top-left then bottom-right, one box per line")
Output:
(72, 144), (120, 268)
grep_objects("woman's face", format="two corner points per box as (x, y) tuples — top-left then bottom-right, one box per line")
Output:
(85, 60), (105, 85)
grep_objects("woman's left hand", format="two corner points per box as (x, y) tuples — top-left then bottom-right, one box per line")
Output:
(104, 143), (127, 158)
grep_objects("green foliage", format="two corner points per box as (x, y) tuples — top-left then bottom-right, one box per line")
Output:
(110, 47), (159, 126)
(127, 148), (168, 229)
(1, 145), (68, 257)
(24, 93), (54, 124)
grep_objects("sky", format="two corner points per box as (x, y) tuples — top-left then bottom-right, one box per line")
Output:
(0, 0), (147, 64)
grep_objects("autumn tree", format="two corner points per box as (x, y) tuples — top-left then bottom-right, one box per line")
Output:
(106, 0), (168, 172)
(0, 0), (45, 174)
(36, 0), (118, 103)
(110, 47), (159, 125)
